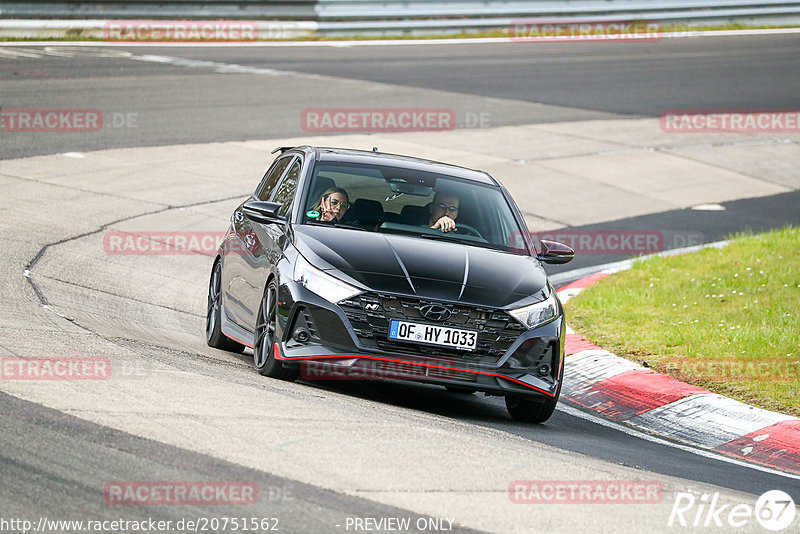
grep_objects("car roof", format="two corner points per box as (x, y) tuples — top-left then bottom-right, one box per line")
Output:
(280, 146), (497, 186)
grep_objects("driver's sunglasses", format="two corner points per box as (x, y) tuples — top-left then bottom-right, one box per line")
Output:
(328, 198), (350, 210)
(437, 203), (459, 213)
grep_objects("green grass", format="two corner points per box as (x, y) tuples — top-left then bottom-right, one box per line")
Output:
(1, 22), (797, 42)
(565, 227), (800, 417)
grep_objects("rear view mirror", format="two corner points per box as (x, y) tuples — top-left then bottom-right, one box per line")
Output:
(386, 175), (435, 197)
(388, 182), (433, 197)
(538, 239), (574, 264)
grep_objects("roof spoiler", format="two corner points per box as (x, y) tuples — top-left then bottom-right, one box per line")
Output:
(271, 146), (295, 154)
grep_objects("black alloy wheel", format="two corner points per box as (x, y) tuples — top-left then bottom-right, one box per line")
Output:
(206, 261), (245, 353)
(254, 280), (298, 380)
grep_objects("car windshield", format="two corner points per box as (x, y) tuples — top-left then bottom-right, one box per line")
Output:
(302, 161), (530, 255)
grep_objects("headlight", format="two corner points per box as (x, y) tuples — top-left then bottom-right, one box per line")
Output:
(293, 255), (362, 303)
(508, 290), (560, 329)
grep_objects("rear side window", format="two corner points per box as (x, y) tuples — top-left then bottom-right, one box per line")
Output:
(273, 158), (301, 217)
(255, 156), (292, 201)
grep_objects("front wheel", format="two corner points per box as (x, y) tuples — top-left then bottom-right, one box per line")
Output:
(254, 280), (298, 380)
(206, 261), (245, 353)
(505, 381), (561, 423)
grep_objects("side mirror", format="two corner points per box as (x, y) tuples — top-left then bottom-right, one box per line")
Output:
(242, 200), (283, 223)
(538, 239), (574, 264)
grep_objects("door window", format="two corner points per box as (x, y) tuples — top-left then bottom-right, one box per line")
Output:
(255, 156), (293, 201)
(272, 158), (302, 217)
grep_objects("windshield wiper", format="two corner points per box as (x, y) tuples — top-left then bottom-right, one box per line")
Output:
(333, 223), (370, 231)
(419, 232), (513, 252)
(419, 232), (463, 243)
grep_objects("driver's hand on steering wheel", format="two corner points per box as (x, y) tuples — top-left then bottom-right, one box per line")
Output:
(431, 215), (456, 233)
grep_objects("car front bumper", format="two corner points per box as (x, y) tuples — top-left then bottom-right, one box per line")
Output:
(276, 280), (564, 399)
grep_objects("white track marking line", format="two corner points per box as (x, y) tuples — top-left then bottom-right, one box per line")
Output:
(557, 403), (800, 481)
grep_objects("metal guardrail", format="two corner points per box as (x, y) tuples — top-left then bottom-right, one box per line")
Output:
(316, 0), (800, 19)
(2, 0), (800, 37)
(0, 1), (317, 20)
(314, 0), (800, 35)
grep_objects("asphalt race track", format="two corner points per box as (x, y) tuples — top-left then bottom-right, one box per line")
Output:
(1, 34), (799, 533)
(3, 34), (800, 158)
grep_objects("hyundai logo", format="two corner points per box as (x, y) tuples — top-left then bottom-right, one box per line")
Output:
(419, 304), (452, 322)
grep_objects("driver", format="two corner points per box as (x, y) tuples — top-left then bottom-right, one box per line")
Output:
(428, 192), (459, 233)
(311, 187), (350, 222)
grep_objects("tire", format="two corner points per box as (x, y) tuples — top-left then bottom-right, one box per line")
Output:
(505, 380), (561, 423)
(254, 280), (298, 380)
(206, 260), (245, 353)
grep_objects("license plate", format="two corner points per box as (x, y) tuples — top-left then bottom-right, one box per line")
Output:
(388, 320), (477, 351)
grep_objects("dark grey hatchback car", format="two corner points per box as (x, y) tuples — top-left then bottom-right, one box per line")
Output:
(206, 146), (574, 422)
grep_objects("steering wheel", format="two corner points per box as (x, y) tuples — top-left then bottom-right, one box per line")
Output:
(454, 224), (483, 238)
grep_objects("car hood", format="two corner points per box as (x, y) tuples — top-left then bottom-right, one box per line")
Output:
(294, 225), (549, 308)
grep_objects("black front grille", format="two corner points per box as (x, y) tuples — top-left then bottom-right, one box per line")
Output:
(338, 293), (526, 362)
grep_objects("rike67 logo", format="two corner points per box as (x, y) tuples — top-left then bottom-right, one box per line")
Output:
(669, 490), (796, 531)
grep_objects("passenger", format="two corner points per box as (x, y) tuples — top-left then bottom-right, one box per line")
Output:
(428, 192), (459, 233)
(311, 187), (350, 222)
